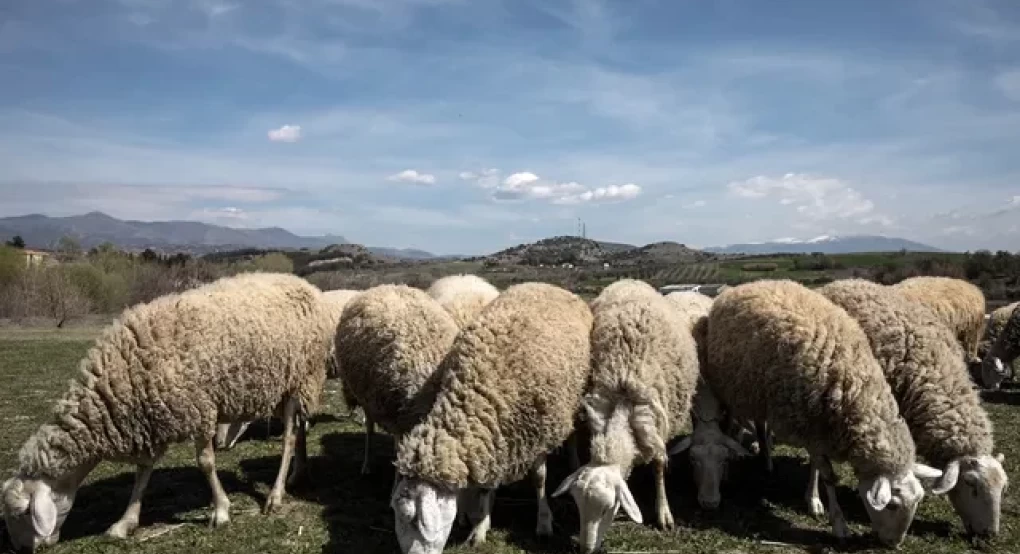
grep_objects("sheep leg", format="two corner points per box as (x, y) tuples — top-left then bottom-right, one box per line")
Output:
(264, 397), (298, 514)
(196, 438), (231, 527)
(814, 455), (850, 540)
(805, 463), (825, 518)
(287, 412), (308, 488)
(105, 462), (156, 538)
(466, 488), (496, 546)
(566, 432), (582, 471)
(654, 457), (675, 531)
(361, 416), (375, 475)
(756, 419), (773, 473)
(531, 454), (554, 537)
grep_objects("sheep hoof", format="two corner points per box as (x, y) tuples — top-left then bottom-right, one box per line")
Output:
(658, 512), (676, 531)
(210, 507), (231, 528)
(536, 520), (553, 537)
(262, 495), (283, 515)
(808, 498), (825, 519)
(105, 519), (137, 539)
(833, 519), (851, 541)
(467, 527), (488, 546)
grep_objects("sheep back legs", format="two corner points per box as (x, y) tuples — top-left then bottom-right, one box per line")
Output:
(105, 459), (159, 538)
(196, 437), (231, 527)
(361, 416), (375, 475)
(264, 396), (299, 514)
(532, 454), (554, 537)
(654, 457), (675, 531)
(287, 413), (309, 488)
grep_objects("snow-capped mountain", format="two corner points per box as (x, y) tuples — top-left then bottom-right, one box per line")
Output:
(704, 235), (946, 255)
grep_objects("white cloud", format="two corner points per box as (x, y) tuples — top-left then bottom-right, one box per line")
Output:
(460, 169), (642, 205)
(728, 173), (887, 224)
(268, 124), (302, 142)
(387, 169), (436, 185)
(556, 183), (642, 205)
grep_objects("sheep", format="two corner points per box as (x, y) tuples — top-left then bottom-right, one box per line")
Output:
(214, 288), (362, 451)
(982, 302), (1020, 391)
(0, 272), (336, 551)
(551, 280), (700, 553)
(978, 302), (1019, 389)
(426, 274), (499, 329)
(334, 284), (460, 476)
(893, 276), (987, 364)
(701, 279), (944, 546)
(391, 282), (593, 554)
(819, 279), (1007, 538)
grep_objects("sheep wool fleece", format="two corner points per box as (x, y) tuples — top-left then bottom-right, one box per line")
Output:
(704, 279), (915, 479)
(17, 272), (333, 480)
(893, 276), (986, 359)
(396, 282), (593, 489)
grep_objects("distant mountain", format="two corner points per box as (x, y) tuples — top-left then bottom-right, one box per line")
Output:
(0, 212), (437, 260)
(705, 235), (947, 255)
(607, 241), (712, 266)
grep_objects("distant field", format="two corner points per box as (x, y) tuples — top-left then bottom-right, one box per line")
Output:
(2, 327), (1019, 554)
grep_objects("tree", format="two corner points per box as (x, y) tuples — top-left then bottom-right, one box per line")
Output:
(0, 245), (23, 286)
(32, 266), (92, 327)
(5, 235), (25, 249)
(56, 235), (83, 261)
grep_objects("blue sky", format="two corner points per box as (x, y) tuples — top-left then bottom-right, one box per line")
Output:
(1, 0), (1019, 255)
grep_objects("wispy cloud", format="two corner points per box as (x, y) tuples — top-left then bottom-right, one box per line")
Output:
(387, 169), (437, 185)
(267, 124), (302, 143)
(728, 173), (893, 227)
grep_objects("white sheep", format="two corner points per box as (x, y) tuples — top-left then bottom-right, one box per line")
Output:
(426, 274), (499, 329)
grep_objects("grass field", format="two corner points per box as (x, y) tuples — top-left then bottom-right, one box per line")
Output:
(2, 326), (1019, 554)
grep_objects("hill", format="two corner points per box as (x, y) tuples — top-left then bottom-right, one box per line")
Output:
(705, 234), (945, 255)
(607, 241), (712, 266)
(0, 212), (437, 260)
(480, 236), (714, 267)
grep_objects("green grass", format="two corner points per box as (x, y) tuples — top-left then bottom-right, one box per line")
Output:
(2, 329), (1019, 554)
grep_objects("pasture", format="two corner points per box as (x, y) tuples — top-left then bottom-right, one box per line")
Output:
(1, 323), (1018, 554)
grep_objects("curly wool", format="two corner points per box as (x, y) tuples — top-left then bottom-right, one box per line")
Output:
(893, 276), (987, 360)
(17, 272), (334, 480)
(395, 282), (593, 489)
(335, 284), (459, 436)
(986, 303), (1020, 366)
(820, 279), (994, 467)
(426, 274), (500, 329)
(980, 302), (1019, 359)
(703, 279), (916, 480)
(586, 280), (700, 468)
(321, 289), (361, 379)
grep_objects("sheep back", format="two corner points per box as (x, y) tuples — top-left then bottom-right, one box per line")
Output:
(704, 279), (915, 479)
(321, 289), (361, 379)
(335, 284), (459, 436)
(980, 302), (1019, 358)
(820, 279), (993, 466)
(396, 282), (593, 489)
(893, 276), (986, 359)
(17, 272), (332, 479)
(426, 274), (500, 329)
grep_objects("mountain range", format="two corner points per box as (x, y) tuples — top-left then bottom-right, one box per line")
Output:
(0, 212), (948, 259)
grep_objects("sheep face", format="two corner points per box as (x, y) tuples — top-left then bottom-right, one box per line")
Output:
(940, 454), (1008, 537)
(551, 465), (642, 554)
(390, 477), (457, 554)
(980, 355), (1011, 390)
(857, 466), (937, 547)
(1, 477), (74, 552)
(668, 429), (750, 510)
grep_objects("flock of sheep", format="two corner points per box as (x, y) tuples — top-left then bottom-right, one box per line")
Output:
(0, 271), (1016, 553)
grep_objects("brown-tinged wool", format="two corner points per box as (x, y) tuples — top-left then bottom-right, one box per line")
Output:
(665, 291), (713, 364)
(893, 276), (987, 360)
(703, 279), (915, 480)
(426, 274), (500, 329)
(395, 282), (593, 488)
(980, 302), (1019, 359)
(986, 303), (1020, 367)
(321, 289), (361, 379)
(335, 284), (459, 436)
(586, 280), (701, 468)
(820, 279), (994, 467)
(17, 272), (334, 480)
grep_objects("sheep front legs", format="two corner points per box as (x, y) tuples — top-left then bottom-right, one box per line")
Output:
(755, 419), (773, 473)
(654, 457), (675, 531)
(465, 488), (497, 546)
(532, 455), (554, 536)
(264, 396), (299, 514)
(361, 416), (376, 475)
(106, 459), (159, 538)
(196, 438), (232, 527)
(809, 455), (850, 540)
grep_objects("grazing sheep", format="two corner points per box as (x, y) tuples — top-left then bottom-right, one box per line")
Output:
(0, 272), (336, 551)
(426, 274), (499, 329)
(893, 276), (987, 363)
(820, 279), (1007, 538)
(702, 279), (944, 546)
(552, 280), (700, 553)
(335, 284), (460, 476)
(982, 302), (1020, 391)
(391, 282), (593, 554)
(978, 302), (1020, 389)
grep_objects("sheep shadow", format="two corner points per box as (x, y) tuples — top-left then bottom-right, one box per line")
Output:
(981, 388), (1020, 406)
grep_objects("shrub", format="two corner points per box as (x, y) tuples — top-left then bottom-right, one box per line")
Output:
(742, 262), (778, 272)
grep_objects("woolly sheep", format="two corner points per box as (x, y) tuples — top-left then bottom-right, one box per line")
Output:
(893, 276), (987, 363)
(552, 280), (700, 553)
(702, 279), (944, 546)
(820, 279), (1007, 537)
(335, 284), (460, 476)
(979, 302), (1020, 389)
(391, 282), (593, 554)
(214, 288), (362, 451)
(982, 302), (1020, 391)
(426, 274), (499, 329)
(1, 272), (336, 551)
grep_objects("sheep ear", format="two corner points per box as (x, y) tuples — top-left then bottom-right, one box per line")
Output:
(722, 434), (752, 457)
(668, 437), (692, 456)
(614, 477), (642, 524)
(30, 485), (58, 538)
(930, 460), (959, 495)
(996, 453), (1005, 464)
(866, 477), (892, 511)
(552, 466), (584, 498)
